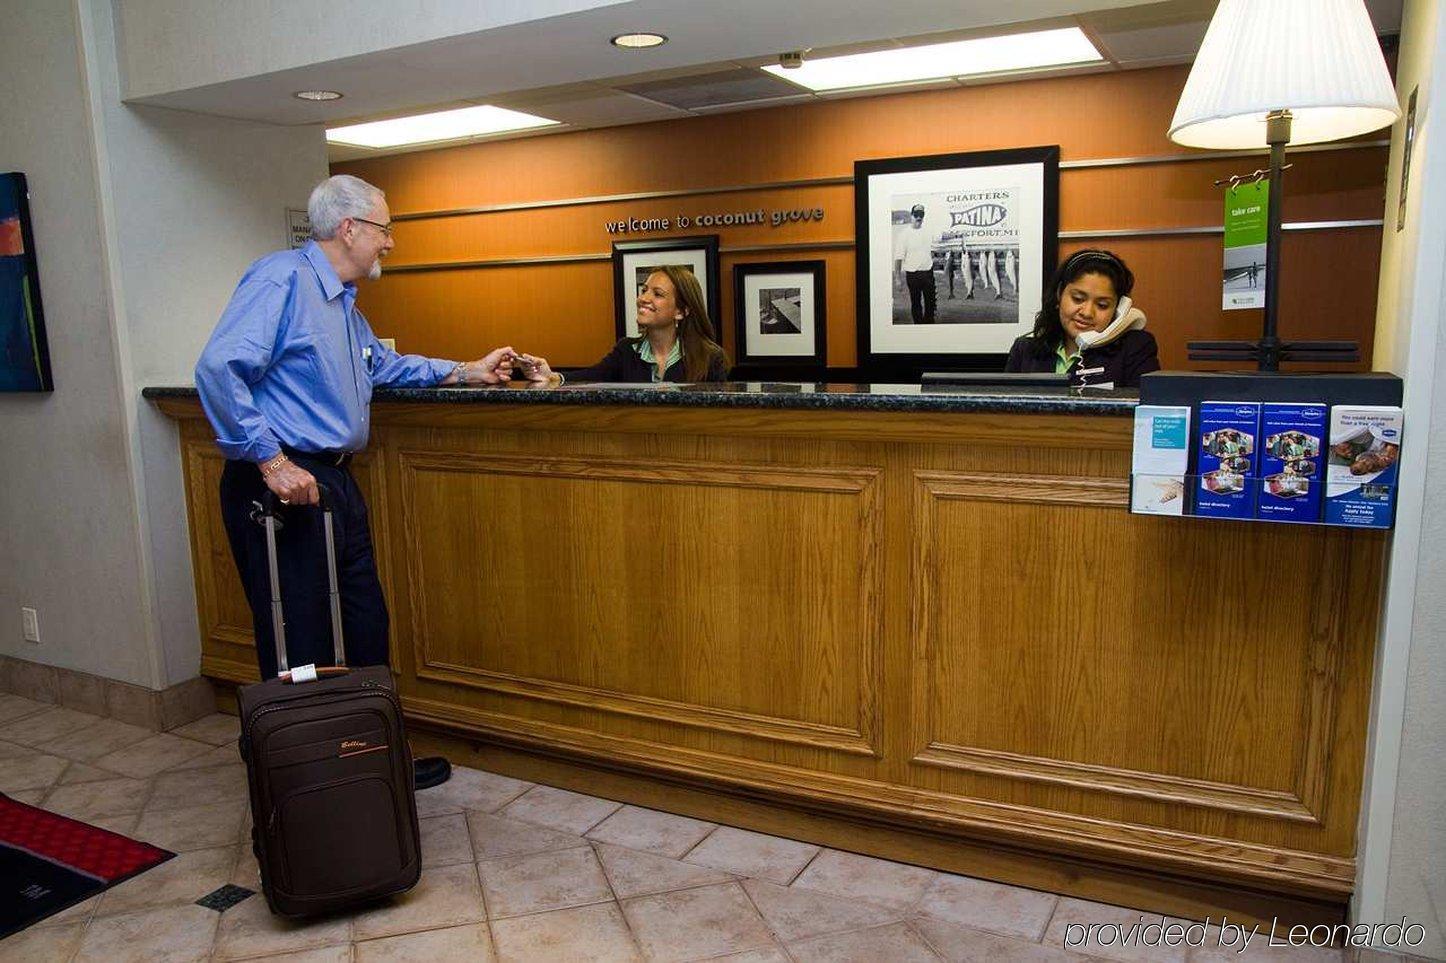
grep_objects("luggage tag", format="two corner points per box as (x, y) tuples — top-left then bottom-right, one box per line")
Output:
(290, 664), (318, 683)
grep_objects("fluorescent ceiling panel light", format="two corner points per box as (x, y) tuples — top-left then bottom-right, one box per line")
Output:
(612, 32), (668, 48)
(294, 90), (342, 101)
(327, 105), (559, 148)
(762, 27), (1103, 92)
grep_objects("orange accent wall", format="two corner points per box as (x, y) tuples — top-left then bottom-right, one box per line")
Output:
(334, 65), (1387, 372)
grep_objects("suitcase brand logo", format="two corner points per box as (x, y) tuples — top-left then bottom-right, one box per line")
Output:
(338, 739), (385, 757)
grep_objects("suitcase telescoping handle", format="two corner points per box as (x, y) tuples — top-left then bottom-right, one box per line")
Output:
(260, 484), (347, 683)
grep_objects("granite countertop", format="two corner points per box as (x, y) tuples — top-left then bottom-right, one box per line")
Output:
(143, 381), (1139, 416)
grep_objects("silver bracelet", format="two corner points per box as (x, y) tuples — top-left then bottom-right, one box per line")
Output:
(450, 361), (467, 385)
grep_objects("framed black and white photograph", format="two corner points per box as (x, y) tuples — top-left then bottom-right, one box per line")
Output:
(732, 260), (826, 369)
(611, 235), (720, 340)
(854, 146), (1059, 376)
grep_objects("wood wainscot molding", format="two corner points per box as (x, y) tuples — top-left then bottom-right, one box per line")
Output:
(395, 450), (885, 757)
(908, 470), (1356, 827)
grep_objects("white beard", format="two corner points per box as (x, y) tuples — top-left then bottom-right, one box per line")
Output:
(367, 259), (383, 281)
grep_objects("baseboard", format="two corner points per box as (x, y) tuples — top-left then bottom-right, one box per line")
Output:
(0, 655), (216, 731)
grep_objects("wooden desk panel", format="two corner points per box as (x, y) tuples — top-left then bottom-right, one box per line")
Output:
(161, 397), (1382, 908)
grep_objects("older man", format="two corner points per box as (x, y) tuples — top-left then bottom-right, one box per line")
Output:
(196, 174), (515, 788)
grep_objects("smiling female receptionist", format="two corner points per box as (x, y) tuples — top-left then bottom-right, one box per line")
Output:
(521, 265), (730, 384)
(1004, 249), (1160, 389)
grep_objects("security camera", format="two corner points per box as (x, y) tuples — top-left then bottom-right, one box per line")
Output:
(778, 50), (806, 69)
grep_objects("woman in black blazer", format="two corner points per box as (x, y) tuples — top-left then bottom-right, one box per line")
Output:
(1005, 249), (1160, 388)
(521, 265), (730, 384)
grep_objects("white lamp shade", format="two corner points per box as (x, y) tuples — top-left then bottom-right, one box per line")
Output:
(1169, 0), (1400, 148)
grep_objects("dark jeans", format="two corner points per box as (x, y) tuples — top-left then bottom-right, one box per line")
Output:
(906, 270), (936, 323)
(219, 457), (389, 682)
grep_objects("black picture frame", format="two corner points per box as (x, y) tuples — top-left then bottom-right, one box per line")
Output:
(0, 172), (54, 392)
(854, 146), (1059, 380)
(611, 235), (720, 341)
(732, 260), (827, 370)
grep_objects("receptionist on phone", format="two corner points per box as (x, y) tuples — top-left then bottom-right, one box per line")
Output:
(1004, 249), (1160, 388)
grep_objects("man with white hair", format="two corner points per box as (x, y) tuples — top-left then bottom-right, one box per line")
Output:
(196, 174), (516, 789)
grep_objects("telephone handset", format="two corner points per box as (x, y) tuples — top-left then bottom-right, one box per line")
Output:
(1074, 296), (1133, 351)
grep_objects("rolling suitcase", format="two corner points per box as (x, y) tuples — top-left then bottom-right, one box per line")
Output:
(237, 489), (421, 917)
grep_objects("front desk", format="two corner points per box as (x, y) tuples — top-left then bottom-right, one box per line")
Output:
(147, 382), (1385, 925)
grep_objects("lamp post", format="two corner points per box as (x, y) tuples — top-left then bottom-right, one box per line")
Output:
(1168, 0), (1400, 371)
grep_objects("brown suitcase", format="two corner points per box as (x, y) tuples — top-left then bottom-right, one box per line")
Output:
(236, 490), (421, 917)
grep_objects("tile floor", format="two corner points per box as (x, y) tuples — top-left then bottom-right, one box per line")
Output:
(0, 693), (1422, 962)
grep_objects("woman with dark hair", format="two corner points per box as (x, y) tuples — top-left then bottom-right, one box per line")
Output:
(1005, 249), (1160, 388)
(520, 265), (730, 383)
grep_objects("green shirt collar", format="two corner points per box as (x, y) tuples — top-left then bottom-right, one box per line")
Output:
(635, 338), (682, 381)
(1054, 341), (1081, 374)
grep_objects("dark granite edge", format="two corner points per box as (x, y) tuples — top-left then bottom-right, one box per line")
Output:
(142, 384), (1138, 416)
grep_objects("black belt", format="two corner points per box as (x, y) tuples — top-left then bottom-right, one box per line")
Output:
(281, 445), (353, 468)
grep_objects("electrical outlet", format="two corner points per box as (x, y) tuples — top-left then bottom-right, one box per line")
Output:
(21, 607), (39, 643)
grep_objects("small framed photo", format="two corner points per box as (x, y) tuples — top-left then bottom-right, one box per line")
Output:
(854, 146), (1059, 377)
(732, 260), (826, 369)
(0, 172), (54, 392)
(611, 235), (720, 340)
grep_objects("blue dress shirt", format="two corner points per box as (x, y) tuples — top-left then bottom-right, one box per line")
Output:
(195, 241), (455, 462)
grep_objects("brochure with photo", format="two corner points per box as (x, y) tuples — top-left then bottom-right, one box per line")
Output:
(1325, 405), (1402, 528)
(1131, 405), (1189, 515)
(1195, 401), (1259, 519)
(1256, 402), (1327, 523)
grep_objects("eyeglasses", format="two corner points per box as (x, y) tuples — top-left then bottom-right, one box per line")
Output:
(352, 216), (393, 237)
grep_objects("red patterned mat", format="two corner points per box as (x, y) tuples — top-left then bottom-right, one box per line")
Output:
(0, 793), (173, 937)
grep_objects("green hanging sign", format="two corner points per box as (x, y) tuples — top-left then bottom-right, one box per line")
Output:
(1223, 181), (1268, 310)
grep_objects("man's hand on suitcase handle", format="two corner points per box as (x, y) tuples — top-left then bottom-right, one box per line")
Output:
(261, 457), (320, 506)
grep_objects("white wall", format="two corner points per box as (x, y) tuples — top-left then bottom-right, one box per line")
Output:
(0, 0), (326, 689)
(0, 0), (155, 685)
(113, 0), (627, 100)
(1359, 0), (1446, 957)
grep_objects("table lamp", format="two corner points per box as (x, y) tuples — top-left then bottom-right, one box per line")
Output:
(1168, 0), (1400, 370)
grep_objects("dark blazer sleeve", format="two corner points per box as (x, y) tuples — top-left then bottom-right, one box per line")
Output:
(567, 339), (634, 382)
(1117, 330), (1161, 388)
(1005, 336), (1050, 373)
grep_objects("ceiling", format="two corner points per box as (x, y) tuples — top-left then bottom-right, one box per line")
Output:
(122, 0), (1404, 162)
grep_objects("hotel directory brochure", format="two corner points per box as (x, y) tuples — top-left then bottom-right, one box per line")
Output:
(1195, 401), (1260, 519)
(1325, 405), (1402, 528)
(1256, 402), (1328, 523)
(1130, 405), (1190, 515)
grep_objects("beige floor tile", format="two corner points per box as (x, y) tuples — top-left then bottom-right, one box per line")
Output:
(170, 712), (241, 746)
(1042, 898), (1187, 963)
(707, 950), (792, 963)
(41, 776), (152, 820)
(684, 826), (821, 885)
(90, 812), (141, 836)
(60, 760), (128, 784)
(73, 902), (220, 963)
(622, 881), (776, 961)
(31, 893), (100, 928)
(354, 922), (495, 962)
(236, 947), (352, 963)
(497, 784), (621, 835)
(351, 861), (486, 941)
(146, 762), (248, 811)
(95, 845), (237, 918)
(0, 920), (88, 962)
(211, 889), (352, 961)
(5, 788), (47, 805)
(465, 810), (589, 861)
(0, 738), (32, 758)
(420, 812), (475, 868)
(232, 841), (263, 889)
(743, 877), (902, 942)
(585, 804), (716, 858)
(490, 902), (641, 963)
(94, 733), (213, 779)
(35, 717), (153, 763)
(169, 743), (243, 771)
(0, 750), (69, 793)
(412, 765), (533, 818)
(0, 706), (103, 747)
(786, 921), (941, 962)
(595, 841), (734, 899)
(791, 850), (938, 914)
(913, 916), (1096, 962)
(0, 693), (51, 725)
(132, 800), (247, 853)
(1189, 926), (1350, 962)
(913, 872), (1058, 941)
(479, 846), (613, 918)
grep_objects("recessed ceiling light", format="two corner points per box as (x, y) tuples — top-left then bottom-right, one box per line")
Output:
(762, 27), (1103, 92)
(611, 32), (668, 49)
(326, 105), (560, 149)
(293, 90), (343, 101)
